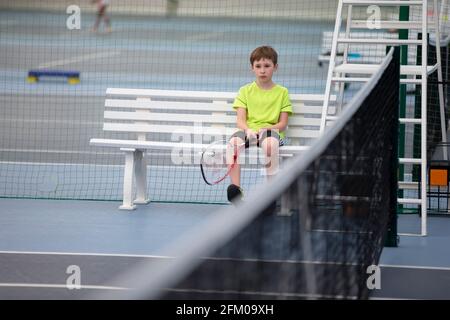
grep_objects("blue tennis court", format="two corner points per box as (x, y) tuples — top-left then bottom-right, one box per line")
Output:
(1, 198), (450, 299)
(1, 1), (450, 301)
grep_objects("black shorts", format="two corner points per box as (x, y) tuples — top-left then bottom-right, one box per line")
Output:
(230, 129), (285, 147)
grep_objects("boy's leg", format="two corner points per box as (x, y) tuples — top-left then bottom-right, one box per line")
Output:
(227, 133), (245, 187)
(227, 131), (246, 202)
(259, 130), (281, 215)
(259, 130), (280, 177)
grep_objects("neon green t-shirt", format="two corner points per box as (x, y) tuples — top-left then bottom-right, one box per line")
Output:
(233, 82), (293, 139)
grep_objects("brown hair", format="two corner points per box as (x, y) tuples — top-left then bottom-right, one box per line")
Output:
(249, 46), (278, 66)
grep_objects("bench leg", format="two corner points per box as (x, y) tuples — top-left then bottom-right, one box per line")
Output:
(278, 157), (293, 216)
(279, 192), (293, 216)
(134, 150), (150, 205)
(119, 149), (137, 210)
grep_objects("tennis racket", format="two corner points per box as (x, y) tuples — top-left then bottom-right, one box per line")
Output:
(200, 138), (248, 186)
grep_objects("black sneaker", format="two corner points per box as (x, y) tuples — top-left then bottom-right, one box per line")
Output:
(227, 184), (243, 203)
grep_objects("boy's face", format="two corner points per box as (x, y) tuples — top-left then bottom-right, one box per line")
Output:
(251, 58), (278, 84)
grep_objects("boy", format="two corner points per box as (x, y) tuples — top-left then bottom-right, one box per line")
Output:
(227, 46), (293, 203)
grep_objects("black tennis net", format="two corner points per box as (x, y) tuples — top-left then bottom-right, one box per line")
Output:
(98, 47), (399, 300)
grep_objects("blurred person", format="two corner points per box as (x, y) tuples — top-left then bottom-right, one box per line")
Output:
(92, 0), (111, 33)
(166, 0), (179, 18)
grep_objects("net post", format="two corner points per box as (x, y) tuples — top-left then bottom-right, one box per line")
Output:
(385, 46), (400, 248)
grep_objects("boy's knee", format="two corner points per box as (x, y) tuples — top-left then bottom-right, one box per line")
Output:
(229, 136), (245, 146)
(261, 137), (279, 157)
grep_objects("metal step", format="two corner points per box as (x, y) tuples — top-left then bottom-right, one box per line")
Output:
(399, 118), (422, 124)
(398, 198), (422, 205)
(350, 20), (431, 30)
(331, 76), (369, 82)
(343, 0), (423, 5)
(326, 115), (338, 121)
(399, 158), (422, 164)
(334, 63), (379, 74)
(398, 181), (419, 190)
(400, 78), (423, 84)
(337, 38), (422, 45)
(331, 77), (423, 84)
(334, 63), (438, 76)
(402, 64), (439, 76)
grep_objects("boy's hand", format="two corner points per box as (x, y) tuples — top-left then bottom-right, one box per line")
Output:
(258, 128), (267, 137)
(245, 129), (258, 142)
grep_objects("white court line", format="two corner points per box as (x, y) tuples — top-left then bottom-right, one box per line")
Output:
(0, 149), (119, 156)
(0, 160), (261, 172)
(0, 250), (423, 271)
(0, 118), (101, 126)
(311, 228), (372, 235)
(379, 264), (450, 271)
(207, 256), (365, 266)
(0, 159), (134, 166)
(184, 32), (224, 42)
(0, 250), (171, 259)
(2, 251), (448, 272)
(0, 149), (202, 159)
(166, 287), (357, 300)
(0, 283), (128, 291)
(369, 297), (417, 300)
(37, 51), (121, 69)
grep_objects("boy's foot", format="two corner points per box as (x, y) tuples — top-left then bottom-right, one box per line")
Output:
(227, 184), (243, 204)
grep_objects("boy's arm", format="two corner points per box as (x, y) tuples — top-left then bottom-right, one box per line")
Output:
(236, 108), (248, 131)
(261, 112), (289, 132)
(236, 108), (258, 139)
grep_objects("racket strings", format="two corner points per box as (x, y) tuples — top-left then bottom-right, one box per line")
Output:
(201, 140), (246, 185)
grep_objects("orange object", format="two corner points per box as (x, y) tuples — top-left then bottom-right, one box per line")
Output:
(430, 168), (448, 187)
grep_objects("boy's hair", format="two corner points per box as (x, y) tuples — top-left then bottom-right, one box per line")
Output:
(250, 46), (278, 66)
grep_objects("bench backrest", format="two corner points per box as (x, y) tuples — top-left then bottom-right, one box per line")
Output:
(101, 88), (336, 147)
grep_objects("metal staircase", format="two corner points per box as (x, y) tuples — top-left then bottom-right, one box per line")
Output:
(321, 0), (447, 236)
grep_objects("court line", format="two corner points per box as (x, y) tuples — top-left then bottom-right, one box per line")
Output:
(37, 51), (121, 69)
(0, 118), (101, 126)
(0, 160), (263, 171)
(184, 32), (224, 42)
(2, 251), (448, 271)
(378, 264), (450, 271)
(369, 297), (416, 300)
(0, 283), (128, 290)
(311, 228), (372, 235)
(165, 287), (358, 300)
(0, 149), (118, 156)
(0, 250), (170, 259)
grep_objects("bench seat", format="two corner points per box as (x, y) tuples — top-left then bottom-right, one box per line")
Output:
(90, 88), (335, 210)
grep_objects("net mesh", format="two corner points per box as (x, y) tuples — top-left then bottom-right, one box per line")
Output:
(1, 0), (343, 204)
(98, 48), (399, 300)
(2, 1), (446, 208)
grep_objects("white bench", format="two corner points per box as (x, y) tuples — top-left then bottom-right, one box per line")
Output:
(90, 88), (335, 210)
